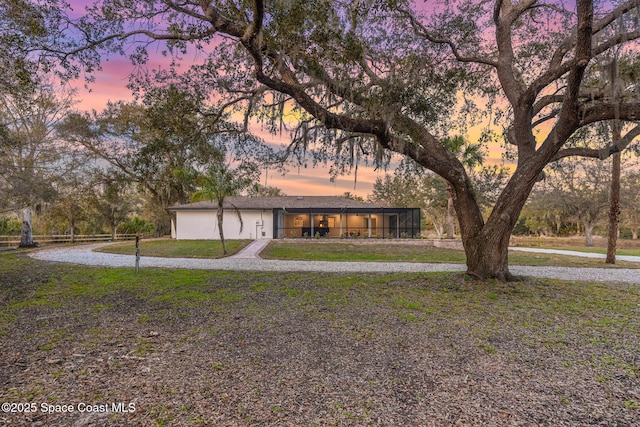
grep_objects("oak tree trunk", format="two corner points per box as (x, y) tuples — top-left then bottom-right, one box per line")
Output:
(464, 224), (513, 281)
(19, 208), (35, 248)
(70, 217), (76, 243)
(453, 187), (517, 280)
(584, 222), (595, 247)
(454, 161), (540, 281)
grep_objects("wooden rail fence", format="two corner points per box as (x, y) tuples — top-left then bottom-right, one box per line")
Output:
(0, 234), (139, 247)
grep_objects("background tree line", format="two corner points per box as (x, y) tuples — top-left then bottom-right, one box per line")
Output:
(0, 70), (280, 243)
(372, 152), (640, 247)
(518, 158), (640, 245)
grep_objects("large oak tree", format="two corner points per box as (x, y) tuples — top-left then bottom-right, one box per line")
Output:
(0, 0), (76, 246)
(34, 0), (640, 279)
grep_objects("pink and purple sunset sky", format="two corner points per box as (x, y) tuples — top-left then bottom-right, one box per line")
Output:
(66, 1), (508, 198)
(72, 57), (396, 198)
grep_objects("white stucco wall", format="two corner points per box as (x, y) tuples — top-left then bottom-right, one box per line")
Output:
(221, 210), (273, 240)
(175, 209), (273, 240)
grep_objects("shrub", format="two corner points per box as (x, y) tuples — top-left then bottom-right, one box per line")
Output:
(0, 218), (22, 235)
(118, 216), (155, 235)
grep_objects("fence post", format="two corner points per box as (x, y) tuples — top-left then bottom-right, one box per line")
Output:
(135, 234), (140, 273)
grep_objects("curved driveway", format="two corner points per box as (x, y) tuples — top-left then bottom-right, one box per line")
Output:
(29, 242), (640, 285)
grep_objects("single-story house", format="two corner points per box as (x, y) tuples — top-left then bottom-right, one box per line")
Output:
(166, 196), (420, 240)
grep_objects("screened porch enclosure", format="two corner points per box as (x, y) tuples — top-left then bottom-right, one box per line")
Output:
(274, 208), (420, 239)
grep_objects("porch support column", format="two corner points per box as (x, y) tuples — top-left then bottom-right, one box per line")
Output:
(368, 213), (372, 238)
(345, 210), (349, 237)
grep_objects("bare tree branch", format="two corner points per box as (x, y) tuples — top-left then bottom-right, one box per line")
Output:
(592, 0), (640, 36)
(581, 102), (640, 124)
(241, 0), (264, 45)
(552, 124), (640, 160)
(55, 27), (218, 58)
(549, 0), (594, 144)
(398, 8), (499, 67)
(531, 0), (640, 97)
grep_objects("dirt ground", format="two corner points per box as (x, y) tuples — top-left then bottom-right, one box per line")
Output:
(1, 254), (639, 426)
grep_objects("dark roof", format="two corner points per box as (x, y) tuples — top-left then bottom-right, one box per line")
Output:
(167, 196), (389, 211)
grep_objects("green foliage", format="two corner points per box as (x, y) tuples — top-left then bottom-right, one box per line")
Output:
(118, 216), (154, 235)
(369, 174), (423, 208)
(186, 162), (259, 254)
(442, 135), (484, 169)
(621, 172), (640, 239)
(0, 218), (21, 235)
(91, 171), (137, 237)
(190, 163), (258, 206)
(60, 84), (271, 216)
(521, 158), (611, 244)
(0, 1), (55, 89)
(369, 172), (447, 237)
(340, 191), (364, 202)
(245, 184), (286, 197)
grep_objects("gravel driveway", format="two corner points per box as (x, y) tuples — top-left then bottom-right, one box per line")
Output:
(30, 243), (640, 284)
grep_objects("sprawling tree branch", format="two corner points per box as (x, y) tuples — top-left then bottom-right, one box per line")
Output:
(552, 124), (640, 160)
(399, 8), (499, 67)
(539, 0), (594, 155)
(531, 0), (640, 98)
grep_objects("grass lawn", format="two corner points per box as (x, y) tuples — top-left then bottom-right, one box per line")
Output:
(540, 246), (640, 257)
(96, 239), (639, 268)
(510, 235), (640, 256)
(261, 240), (639, 268)
(96, 239), (250, 258)
(261, 240), (468, 262)
(0, 253), (638, 425)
